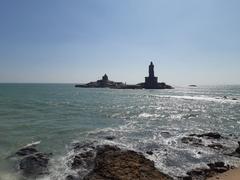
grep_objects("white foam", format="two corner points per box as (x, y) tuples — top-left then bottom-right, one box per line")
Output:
(0, 171), (18, 180)
(138, 113), (160, 118)
(24, 141), (41, 147)
(151, 95), (239, 103)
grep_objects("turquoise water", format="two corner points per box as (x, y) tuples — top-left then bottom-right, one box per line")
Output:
(0, 84), (240, 179)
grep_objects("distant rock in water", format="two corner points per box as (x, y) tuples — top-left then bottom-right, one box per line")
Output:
(75, 74), (125, 89)
(75, 62), (173, 89)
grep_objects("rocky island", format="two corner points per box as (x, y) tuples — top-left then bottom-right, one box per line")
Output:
(75, 62), (173, 89)
(75, 74), (125, 88)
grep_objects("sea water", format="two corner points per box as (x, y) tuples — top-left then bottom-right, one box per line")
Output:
(0, 84), (240, 179)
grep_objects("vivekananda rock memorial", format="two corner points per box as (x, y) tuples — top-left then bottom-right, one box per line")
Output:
(75, 62), (173, 89)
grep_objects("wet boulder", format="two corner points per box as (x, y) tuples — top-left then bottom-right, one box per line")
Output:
(235, 141), (240, 154)
(181, 137), (203, 146)
(146, 151), (154, 155)
(160, 131), (172, 138)
(19, 152), (50, 177)
(190, 132), (223, 139)
(183, 162), (232, 180)
(104, 136), (116, 140)
(207, 143), (224, 150)
(227, 141), (240, 158)
(16, 146), (38, 156)
(72, 142), (96, 152)
(71, 150), (95, 169)
(11, 143), (52, 178)
(66, 175), (80, 180)
(84, 145), (172, 180)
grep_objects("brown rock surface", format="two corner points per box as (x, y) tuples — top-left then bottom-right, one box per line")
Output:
(181, 162), (233, 180)
(82, 145), (172, 180)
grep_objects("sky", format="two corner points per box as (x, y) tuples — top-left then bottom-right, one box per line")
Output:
(0, 0), (240, 85)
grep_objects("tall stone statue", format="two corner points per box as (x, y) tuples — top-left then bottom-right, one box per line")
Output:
(149, 62), (154, 77)
(145, 62), (158, 89)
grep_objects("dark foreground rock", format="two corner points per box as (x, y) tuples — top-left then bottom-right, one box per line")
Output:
(19, 152), (50, 177)
(181, 133), (229, 152)
(69, 145), (172, 180)
(13, 143), (51, 178)
(71, 150), (95, 170)
(207, 143), (223, 150)
(227, 141), (240, 158)
(16, 146), (38, 156)
(181, 162), (234, 180)
(181, 137), (203, 146)
(189, 132), (223, 139)
(181, 136), (225, 150)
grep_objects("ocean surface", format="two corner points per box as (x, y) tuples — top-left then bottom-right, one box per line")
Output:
(0, 84), (240, 179)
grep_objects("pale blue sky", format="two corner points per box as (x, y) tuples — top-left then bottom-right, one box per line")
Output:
(0, 0), (239, 85)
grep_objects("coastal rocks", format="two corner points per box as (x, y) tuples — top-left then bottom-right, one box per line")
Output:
(104, 135), (116, 140)
(223, 96), (238, 100)
(181, 132), (226, 150)
(13, 143), (51, 178)
(69, 144), (172, 180)
(71, 150), (95, 170)
(217, 96), (238, 101)
(227, 141), (240, 158)
(84, 145), (172, 180)
(207, 143), (223, 150)
(161, 131), (172, 138)
(66, 175), (80, 180)
(146, 151), (154, 155)
(72, 142), (96, 152)
(182, 162), (233, 180)
(189, 132), (223, 139)
(19, 152), (50, 177)
(181, 137), (202, 146)
(16, 146), (38, 156)
(235, 142), (240, 154)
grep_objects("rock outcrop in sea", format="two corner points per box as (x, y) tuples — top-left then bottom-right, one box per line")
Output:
(75, 62), (173, 89)
(75, 74), (125, 89)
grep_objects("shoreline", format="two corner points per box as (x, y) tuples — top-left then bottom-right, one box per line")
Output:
(208, 168), (240, 180)
(8, 131), (240, 180)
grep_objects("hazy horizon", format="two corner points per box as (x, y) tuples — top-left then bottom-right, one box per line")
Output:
(0, 0), (240, 85)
